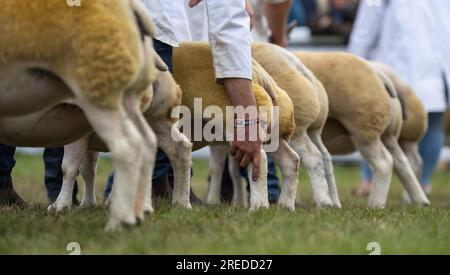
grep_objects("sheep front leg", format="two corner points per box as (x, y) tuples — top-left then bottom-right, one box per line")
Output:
(290, 130), (333, 207)
(207, 145), (229, 205)
(153, 119), (192, 208)
(354, 139), (394, 208)
(79, 151), (99, 208)
(269, 139), (300, 211)
(383, 136), (430, 206)
(48, 138), (88, 212)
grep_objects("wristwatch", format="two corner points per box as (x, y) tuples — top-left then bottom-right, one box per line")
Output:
(235, 118), (260, 128)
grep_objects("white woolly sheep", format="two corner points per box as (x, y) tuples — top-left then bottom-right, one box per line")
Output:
(0, 0), (160, 231)
(297, 52), (429, 207)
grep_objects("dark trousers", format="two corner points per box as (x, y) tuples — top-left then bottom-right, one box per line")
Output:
(0, 144), (77, 201)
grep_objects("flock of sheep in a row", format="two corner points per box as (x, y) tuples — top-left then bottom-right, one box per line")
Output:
(0, 0), (447, 232)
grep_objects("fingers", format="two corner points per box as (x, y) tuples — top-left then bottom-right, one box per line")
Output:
(230, 144), (238, 157)
(234, 150), (244, 163)
(252, 153), (261, 181)
(189, 0), (203, 8)
(245, 0), (255, 30)
(240, 153), (252, 169)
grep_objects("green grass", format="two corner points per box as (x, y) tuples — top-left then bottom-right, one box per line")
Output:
(0, 153), (449, 255)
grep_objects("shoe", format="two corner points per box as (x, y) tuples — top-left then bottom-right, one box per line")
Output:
(352, 181), (372, 198)
(0, 176), (27, 207)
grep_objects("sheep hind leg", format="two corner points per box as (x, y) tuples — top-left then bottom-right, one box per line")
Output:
(48, 138), (88, 212)
(383, 136), (430, 206)
(269, 139), (300, 211)
(78, 102), (144, 232)
(79, 151), (100, 208)
(153, 119), (192, 208)
(290, 130), (333, 207)
(309, 129), (342, 208)
(400, 141), (423, 181)
(354, 139), (394, 208)
(228, 154), (248, 208)
(123, 95), (158, 222)
(248, 150), (270, 211)
(206, 145), (229, 205)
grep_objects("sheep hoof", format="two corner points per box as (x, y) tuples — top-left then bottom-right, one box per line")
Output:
(278, 198), (296, 211)
(249, 200), (270, 211)
(79, 201), (97, 209)
(47, 201), (72, 213)
(143, 203), (154, 215)
(172, 200), (192, 209)
(105, 216), (136, 233)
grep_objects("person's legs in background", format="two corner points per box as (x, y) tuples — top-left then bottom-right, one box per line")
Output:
(419, 112), (445, 193)
(353, 161), (373, 197)
(43, 147), (78, 204)
(288, 0), (307, 26)
(265, 0), (293, 47)
(0, 144), (26, 206)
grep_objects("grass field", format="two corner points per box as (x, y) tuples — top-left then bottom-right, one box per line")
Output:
(0, 153), (449, 255)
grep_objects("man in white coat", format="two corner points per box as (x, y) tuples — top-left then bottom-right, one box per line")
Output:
(348, 0), (450, 196)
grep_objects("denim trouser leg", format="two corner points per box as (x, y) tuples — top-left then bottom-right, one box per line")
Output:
(360, 161), (374, 182)
(0, 144), (16, 187)
(43, 147), (78, 201)
(419, 112), (445, 185)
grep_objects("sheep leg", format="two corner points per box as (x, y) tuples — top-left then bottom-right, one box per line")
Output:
(206, 145), (229, 205)
(269, 139), (300, 211)
(354, 139), (394, 208)
(308, 129), (342, 208)
(79, 151), (99, 208)
(228, 154), (248, 208)
(400, 141), (423, 181)
(78, 103), (144, 231)
(153, 119), (192, 208)
(123, 95), (158, 222)
(383, 136), (430, 206)
(248, 149), (270, 211)
(47, 138), (88, 212)
(290, 130), (333, 207)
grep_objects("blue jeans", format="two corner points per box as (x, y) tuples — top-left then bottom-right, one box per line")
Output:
(104, 39), (174, 199)
(289, 0), (307, 26)
(0, 144), (77, 200)
(360, 112), (445, 186)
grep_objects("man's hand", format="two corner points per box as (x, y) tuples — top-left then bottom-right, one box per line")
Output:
(230, 128), (263, 181)
(245, 0), (255, 30)
(188, 0), (202, 8)
(189, 0), (255, 30)
(223, 78), (263, 181)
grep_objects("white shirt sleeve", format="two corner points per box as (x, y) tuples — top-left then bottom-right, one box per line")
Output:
(348, 0), (386, 59)
(204, 0), (253, 80)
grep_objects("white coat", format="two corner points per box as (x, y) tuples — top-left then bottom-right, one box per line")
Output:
(348, 0), (450, 112)
(141, 0), (253, 80)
